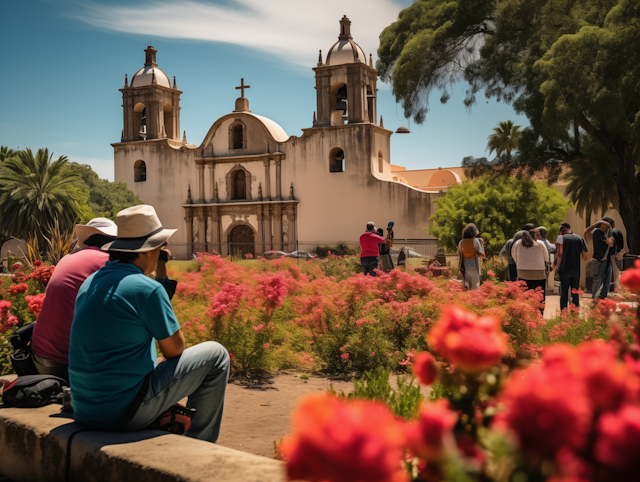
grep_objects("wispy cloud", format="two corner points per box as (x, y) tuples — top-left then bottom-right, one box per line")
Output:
(74, 0), (404, 68)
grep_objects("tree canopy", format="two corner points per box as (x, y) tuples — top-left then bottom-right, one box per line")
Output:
(428, 176), (571, 254)
(378, 0), (640, 251)
(67, 162), (143, 222)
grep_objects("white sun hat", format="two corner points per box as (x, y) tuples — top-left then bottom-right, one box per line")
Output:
(102, 205), (177, 252)
(75, 218), (118, 249)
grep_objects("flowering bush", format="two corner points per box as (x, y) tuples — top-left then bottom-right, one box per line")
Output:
(279, 270), (640, 482)
(25, 294), (46, 317)
(0, 301), (19, 333)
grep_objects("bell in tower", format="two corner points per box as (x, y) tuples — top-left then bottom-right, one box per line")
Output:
(119, 46), (183, 143)
(313, 16), (378, 127)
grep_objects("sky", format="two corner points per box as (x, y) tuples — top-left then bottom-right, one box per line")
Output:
(0, 0), (529, 181)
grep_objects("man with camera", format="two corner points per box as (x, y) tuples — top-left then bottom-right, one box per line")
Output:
(69, 205), (230, 443)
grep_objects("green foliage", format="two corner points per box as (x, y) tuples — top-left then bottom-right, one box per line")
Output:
(428, 176), (571, 254)
(563, 136), (619, 224)
(329, 367), (424, 420)
(0, 148), (85, 241)
(480, 257), (510, 283)
(67, 162), (143, 221)
(313, 241), (358, 258)
(377, 0), (640, 251)
(486, 120), (522, 157)
(0, 146), (19, 163)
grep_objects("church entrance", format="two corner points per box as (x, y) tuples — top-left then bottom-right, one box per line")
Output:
(229, 224), (254, 258)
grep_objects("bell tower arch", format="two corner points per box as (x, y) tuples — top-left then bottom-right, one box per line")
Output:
(313, 16), (378, 127)
(120, 46), (182, 142)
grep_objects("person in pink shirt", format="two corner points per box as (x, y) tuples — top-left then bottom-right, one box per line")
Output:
(359, 221), (387, 276)
(31, 218), (117, 381)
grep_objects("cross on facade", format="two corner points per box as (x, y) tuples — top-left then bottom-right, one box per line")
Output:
(235, 78), (250, 98)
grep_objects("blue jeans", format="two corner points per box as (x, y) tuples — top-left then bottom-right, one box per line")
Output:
(361, 256), (379, 276)
(592, 260), (612, 300)
(120, 342), (230, 443)
(559, 267), (580, 310)
(508, 263), (517, 282)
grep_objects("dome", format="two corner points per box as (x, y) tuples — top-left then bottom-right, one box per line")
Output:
(131, 66), (171, 88)
(130, 46), (172, 89)
(325, 16), (366, 66)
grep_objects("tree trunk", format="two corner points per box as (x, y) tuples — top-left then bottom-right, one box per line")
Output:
(615, 155), (640, 254)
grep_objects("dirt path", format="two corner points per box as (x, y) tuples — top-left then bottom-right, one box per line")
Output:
(214, 372), (354, 458)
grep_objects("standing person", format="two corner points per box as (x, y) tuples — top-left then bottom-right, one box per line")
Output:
(603, 217), (625, 290)
(69, 205), (230, 443)
(397, 248), (406, 267)
(537, 226), (557, 256)
(31, 218), (118, 381)
(585, 219), (615, 300)
(458, 223), (485, 290)
(512, 230), (549, 314)
(554, 223), (588, 310)
(500, 224), (534, 281)
(360, 221), (386, 276)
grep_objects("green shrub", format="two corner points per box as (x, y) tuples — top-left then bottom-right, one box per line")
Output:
(329, 366), (424, 420)
(313, 241), (358, 258)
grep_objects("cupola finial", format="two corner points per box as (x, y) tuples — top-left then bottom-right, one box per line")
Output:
(173, 76), (177, 89)
(124, 73), (128, 88)
(338, 15), (352, 40)
(318, 50), (323, 66)
(144, 45), (158, 68)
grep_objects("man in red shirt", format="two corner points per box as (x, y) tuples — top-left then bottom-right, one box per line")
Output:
(31, 218), (117, 381)
(359, 222), (387, 276)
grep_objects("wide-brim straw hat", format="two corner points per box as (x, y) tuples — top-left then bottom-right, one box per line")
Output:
(76, 218), (118, 250)
(102, 205), (176, 252)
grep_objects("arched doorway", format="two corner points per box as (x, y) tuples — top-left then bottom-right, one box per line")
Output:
(229, 224), (254, 258)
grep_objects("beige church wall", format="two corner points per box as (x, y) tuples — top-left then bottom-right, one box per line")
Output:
(113, 139), (198, 259)
(369, 135), (393, 182)
(207, 116), (280, 158)
(279, 125), (439, 245)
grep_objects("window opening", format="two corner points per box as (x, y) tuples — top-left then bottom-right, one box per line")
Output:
(330, 149), (345, 173)
(234, 170), (246, 199)
(232, 124), (243, 149)
(378, 152), (384, 173)
(134, 160), (146, 182)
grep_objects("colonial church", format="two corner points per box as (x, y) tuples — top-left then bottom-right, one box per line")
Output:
(114, 16), (455, 259)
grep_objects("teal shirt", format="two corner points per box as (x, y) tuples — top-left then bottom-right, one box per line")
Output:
(69, 261), (180, 428)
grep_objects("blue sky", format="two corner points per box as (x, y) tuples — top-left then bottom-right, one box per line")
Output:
(0, 0), (528, 181)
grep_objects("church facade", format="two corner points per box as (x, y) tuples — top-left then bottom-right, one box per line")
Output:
(113, 16), (445, 259)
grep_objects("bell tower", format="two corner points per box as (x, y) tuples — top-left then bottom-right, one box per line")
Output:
(313, 16), (378, 127)
(120, 46), (182, 142)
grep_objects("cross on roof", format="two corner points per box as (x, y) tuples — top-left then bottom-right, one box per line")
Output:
(235, 78), (250, 98)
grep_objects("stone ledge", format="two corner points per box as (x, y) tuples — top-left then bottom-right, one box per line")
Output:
(0, 404), (288, 482)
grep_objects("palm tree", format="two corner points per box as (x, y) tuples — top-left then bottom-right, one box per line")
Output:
(563, 157), (618, 227)
(0, 148), (85, 242)
(0, 146), (18, 162)
(486, 120), (522, 157)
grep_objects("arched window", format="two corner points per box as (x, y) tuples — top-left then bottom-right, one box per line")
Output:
(134, 160), (146, 182)
(329, 148), (345, 173)
(134, 103), (146, 140)
(233, 170), (246, 199)
(378, 151), (384, 173)
(330, 83), (348, 125)
(367, 86), (376, 123)
(232, 123), (244, 149)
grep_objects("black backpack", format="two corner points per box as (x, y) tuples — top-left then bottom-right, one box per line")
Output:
(10, 323), (39, 376)
(1, 375), (68, 408)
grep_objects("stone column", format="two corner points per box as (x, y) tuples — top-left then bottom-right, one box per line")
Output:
(256, 208), (264, 255)
(185, 209), (194, 258)
(265, 205), (272, 252)
(346, 67), (366, 124)
(196, 163), (205, 203)
(209, 208), (220, 255)
(147, 100), (163, 139)
(315, 70), (332, 127)
(288, 205), (297, 252)
(263, 159), (271, 200)
(196, 207), (206, 253)
(207, 162), (216, 202)
(274, 204), (283, 251)
(275, 158), (282, 200)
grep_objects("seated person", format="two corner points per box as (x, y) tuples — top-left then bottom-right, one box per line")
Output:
(31, 218), (118, 381)
(69, 205), (230, 443)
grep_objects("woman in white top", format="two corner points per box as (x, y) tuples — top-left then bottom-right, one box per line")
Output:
(512, 230), (549, 314)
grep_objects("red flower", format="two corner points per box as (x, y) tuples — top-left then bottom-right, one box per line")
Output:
(7, 283), (28, 295)
(33, 260), (42, 267)
(0, 300), (19, 333)
(11, 262), (22, 270)
(595, 405), (640, 477)
(25, 294), (45, 317)
(620, 260), (640, 294)
(341, 353), (349, 360)
(494, 363), (592, 460)
(413, 352), (438, 386)
(487, 270), (495, 278)
(405, 400), (457, 462)
(280, 395), (407, 482)
(427, 306), (507, 372)
(206, 282), (244, 318)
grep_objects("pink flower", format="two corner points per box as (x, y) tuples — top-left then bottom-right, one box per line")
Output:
(25, 294), (45, 317)
(405, 400), (457, 462)
(265, 343), (270, 349)
(487, 270), (495, 278)
(621, 260), (640, 294)
(206, 283), (245, 318)
(341, 353), (349, 360)
(335, 324), (340, 328)
(11, 262), (22, 270)
(595, 405), (640, 477)
(8, 283), (28, 295)
(198, 325), (206, 332)
(339, 347), (345, 351)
